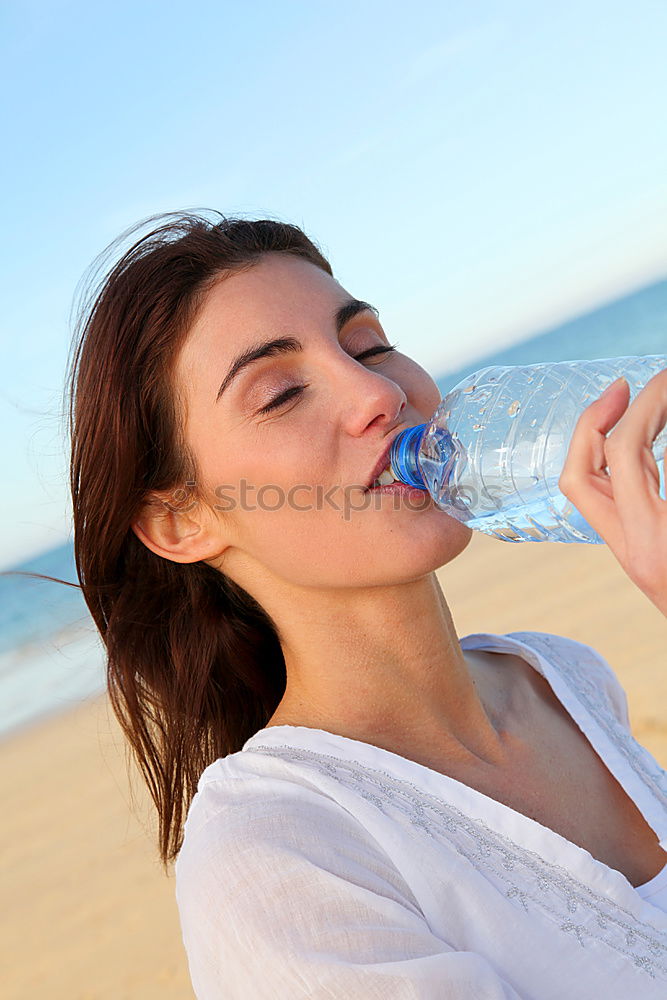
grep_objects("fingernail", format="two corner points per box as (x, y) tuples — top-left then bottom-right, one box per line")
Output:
(601, 376), (627, 397)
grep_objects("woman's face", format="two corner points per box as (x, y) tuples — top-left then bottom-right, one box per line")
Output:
(174, 252), (472, 593)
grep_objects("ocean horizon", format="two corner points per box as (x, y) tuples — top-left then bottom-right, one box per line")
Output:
(2, 276), (666, 740)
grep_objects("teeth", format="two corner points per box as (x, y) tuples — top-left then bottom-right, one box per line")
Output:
(376, 468), (398, 486)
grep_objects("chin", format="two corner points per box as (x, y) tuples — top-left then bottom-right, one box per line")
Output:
(386, 525), (474, 582)
(430, 520), (474, 566)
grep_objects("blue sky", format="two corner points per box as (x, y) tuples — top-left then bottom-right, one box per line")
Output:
(1, 0), (666, 569)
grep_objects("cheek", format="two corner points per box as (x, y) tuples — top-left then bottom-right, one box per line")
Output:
(403, 363), (442, 417)
(233, 504), (347, 586)
(233, 489), (473, 589)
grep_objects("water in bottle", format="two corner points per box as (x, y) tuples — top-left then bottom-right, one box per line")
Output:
(389, 355), (667, 544)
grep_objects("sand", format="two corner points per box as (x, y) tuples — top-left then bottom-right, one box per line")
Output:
(2, 530), (666, 998)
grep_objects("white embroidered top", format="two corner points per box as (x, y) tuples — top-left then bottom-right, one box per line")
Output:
(175, 631), (667, 998)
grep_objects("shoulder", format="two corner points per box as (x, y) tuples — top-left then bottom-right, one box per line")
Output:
(506, 630), (631, 731)
(174, 750), (433, 996)
(174, 751), (523, 999)
(175, 748), (420, 914)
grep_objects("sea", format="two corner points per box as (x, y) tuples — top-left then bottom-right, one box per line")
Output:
(1, 278), (666, 741)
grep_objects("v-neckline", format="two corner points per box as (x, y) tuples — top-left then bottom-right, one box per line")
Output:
(245, 631), (667, 899)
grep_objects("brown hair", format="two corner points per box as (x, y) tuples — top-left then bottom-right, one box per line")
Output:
(66, 210), (334, 869)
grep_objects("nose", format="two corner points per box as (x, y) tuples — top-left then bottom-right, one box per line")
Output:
(339, 359), (408, 437)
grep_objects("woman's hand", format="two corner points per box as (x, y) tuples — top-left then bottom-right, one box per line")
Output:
(558, 368), (667, 617)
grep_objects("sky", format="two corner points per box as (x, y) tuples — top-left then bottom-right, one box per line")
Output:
(1, 0), (666, 570)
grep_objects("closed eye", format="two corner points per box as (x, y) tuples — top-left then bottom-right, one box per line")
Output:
(257, 343), (399, 415)
(353, 343), (399, 363)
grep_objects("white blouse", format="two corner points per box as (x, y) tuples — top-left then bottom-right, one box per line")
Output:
(175, 631), (667, 998)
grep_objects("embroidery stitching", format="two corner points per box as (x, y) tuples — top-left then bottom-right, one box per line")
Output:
(248, 740), (667, 980)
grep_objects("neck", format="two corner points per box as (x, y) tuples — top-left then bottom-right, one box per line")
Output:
(259, 572), (510, 770)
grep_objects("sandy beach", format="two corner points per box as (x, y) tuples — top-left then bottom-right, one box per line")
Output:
(2, 530), (666, 999)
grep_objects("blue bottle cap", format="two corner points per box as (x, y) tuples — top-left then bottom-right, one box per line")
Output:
(389, 424), (428, 489)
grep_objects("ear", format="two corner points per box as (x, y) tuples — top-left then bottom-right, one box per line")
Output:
(131, 490), (228, 565)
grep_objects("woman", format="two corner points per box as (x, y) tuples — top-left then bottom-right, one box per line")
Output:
(68, 211), (667, 998)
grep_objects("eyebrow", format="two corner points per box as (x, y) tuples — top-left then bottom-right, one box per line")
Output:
(215, 298), (379, 403)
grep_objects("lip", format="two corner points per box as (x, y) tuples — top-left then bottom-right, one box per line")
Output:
(363, 429), (408, 492)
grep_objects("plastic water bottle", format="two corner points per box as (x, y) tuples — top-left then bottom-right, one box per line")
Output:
(389, 355), (667, 544)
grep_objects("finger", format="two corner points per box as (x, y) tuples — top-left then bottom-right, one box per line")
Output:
(559, 376), (629, 488)
(558, 377), (631, 550)
(603, 367), (667, 529)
